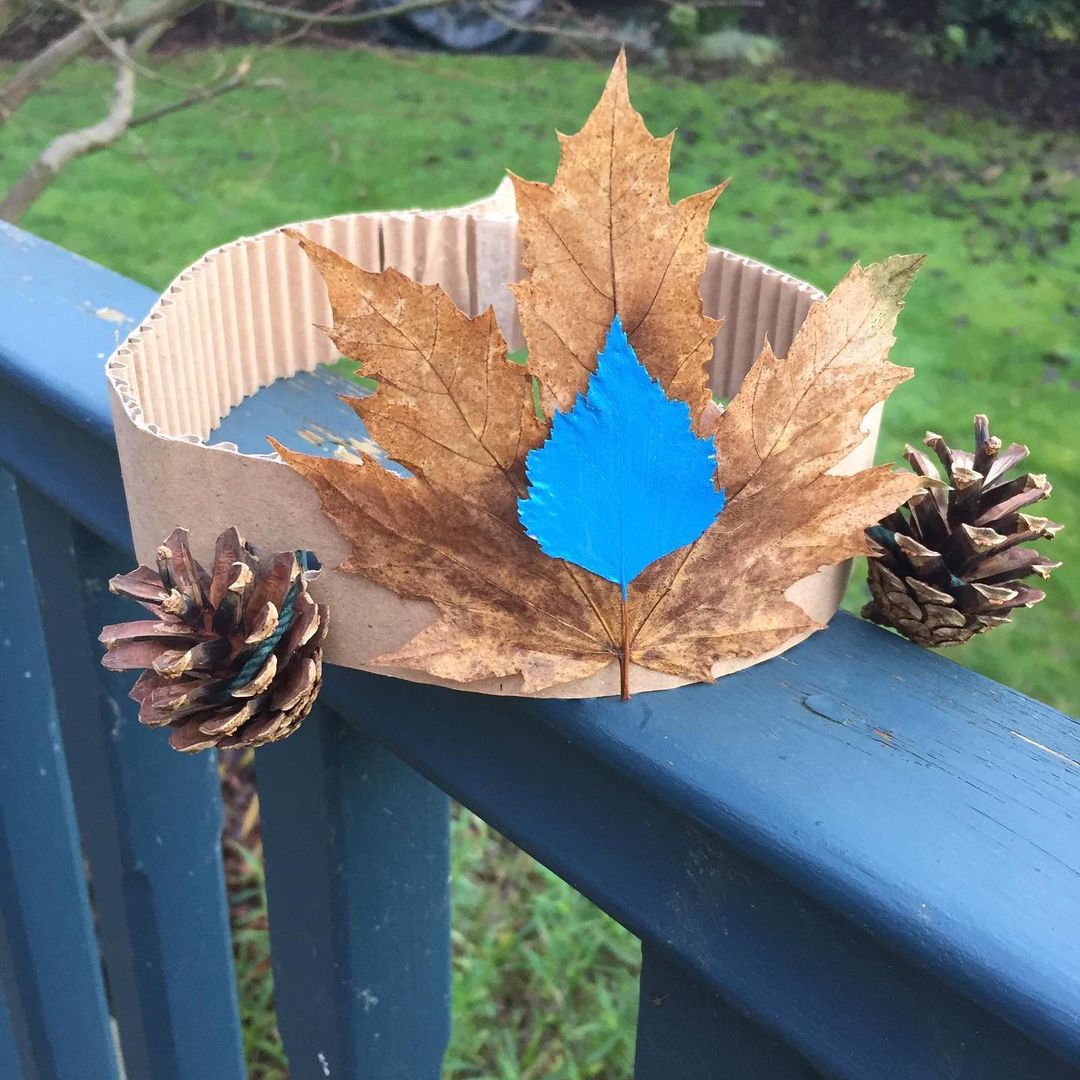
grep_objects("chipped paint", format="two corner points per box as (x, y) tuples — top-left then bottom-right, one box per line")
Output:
(1011, 730), (1080, 768)
(802, 692), (860, 726)
(297, 420), (389, 468)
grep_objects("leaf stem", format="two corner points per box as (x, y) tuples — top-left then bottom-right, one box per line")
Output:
(620, 593), (631, 701)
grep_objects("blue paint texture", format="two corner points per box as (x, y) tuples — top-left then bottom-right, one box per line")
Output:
(518, 316), (726, 596)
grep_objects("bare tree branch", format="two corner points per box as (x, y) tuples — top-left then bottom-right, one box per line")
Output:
(217, 0), (450, 29)
(477, 0), (622, 45)
(0, 44), (136, 220)
(0, 20), (99, 121)
(260, 0), (382, 44)
(129, 55), (251, 128)
(0, 0), (197, 123)
(48, 0), (168, 82)
(0, 0), (458, 126)
(0, 0), (465, 217)
(129, 13), (173, 60)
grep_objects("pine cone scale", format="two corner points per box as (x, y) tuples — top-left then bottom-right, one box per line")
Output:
(169, 720), (219, 754)
(278, 592), (321, 657)
(243, 603), (280, 645)
(922, 603), (965, 630)
(272, 656), (318, 713)
(207, 528), (248, 608)
(247, 551), (301, 621)
(103, 639), (189, 673)
(198, 696), (262, 737)
(906, 577), (952, 605)
(985, 443), (1029, 483)
(157, 528), (210, 606)
(232, 654), (279, 698)
(100, 618), (207, 643)
(110, 566), (171, 609)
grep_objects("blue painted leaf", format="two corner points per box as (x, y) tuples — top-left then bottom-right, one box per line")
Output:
(518, 316), (726, 598)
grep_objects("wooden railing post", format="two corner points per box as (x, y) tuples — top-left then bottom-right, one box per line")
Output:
(0, 470), (121, 1080)
(0, 978), (24, 1080)
(13, 479), (246, 1080)
(257, 699), (452, 1080)
(636, 945), (821, 1080)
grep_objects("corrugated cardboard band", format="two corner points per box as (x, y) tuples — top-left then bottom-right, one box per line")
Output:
(107, 183), (880, 698)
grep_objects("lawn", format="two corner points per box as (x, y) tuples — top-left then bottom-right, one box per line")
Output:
(3, 44), (1077, 1078)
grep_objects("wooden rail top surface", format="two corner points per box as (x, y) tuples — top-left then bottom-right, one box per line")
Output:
(2, 223), (1078, 1072)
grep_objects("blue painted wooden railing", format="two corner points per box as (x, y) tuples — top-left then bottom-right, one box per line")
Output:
(1, 222), (1077, 1080)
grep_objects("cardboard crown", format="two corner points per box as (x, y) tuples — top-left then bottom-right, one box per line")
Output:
(107, 183), (881, 697)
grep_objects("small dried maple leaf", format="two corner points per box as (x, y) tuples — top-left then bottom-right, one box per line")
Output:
(284, 230), (543, 522)
(630, 259), (927, 680)
(277, 53), (924, 696)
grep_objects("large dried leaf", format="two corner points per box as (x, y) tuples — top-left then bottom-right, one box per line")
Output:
(510, 49), (723, 429)
(288, 230), (543, 520)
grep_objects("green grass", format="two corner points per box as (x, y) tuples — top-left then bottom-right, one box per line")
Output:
(447, 813), (639, 1080)
(224, 838), (283, 1073)
(3, 45), (1078, 1077)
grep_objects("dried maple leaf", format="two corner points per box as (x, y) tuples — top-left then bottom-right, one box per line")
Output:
(278, 54), (924, 697)
(508, 47), (724, 642)
(284, 230), (543, 521)
(629, 257), (928, 680)
(510, 49), (724, 430)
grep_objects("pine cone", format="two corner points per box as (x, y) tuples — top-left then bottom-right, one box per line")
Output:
(863, 415), (1062, 646)
(100, 528), (328, 752)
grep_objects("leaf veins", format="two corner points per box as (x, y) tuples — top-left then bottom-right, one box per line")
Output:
(510, 49), (724, 431)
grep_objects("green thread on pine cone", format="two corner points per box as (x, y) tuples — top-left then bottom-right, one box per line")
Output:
(224, 552), (306, 695)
